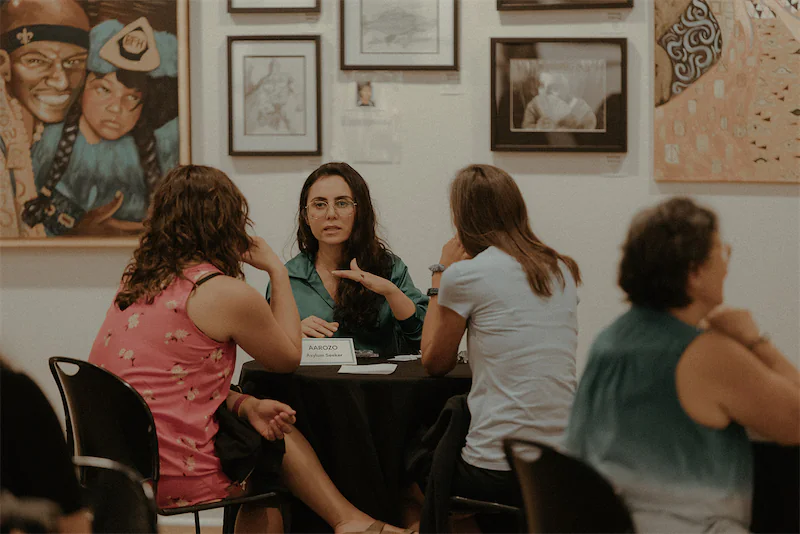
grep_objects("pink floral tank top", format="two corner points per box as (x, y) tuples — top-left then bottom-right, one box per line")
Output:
(89, 264), (236, 478)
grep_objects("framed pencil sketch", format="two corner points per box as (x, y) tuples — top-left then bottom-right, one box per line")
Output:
(340, 0), (459, 71)
(0, 0), (191, 247)
(491, 38), (627, 153)
(497, 0), (632, 9)
(228, 0), (321, 14)
(228, 36), (321, 156)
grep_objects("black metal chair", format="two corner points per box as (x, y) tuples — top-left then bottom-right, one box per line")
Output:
(73, 455), (158, 533)
(50, 357), (287, 534)
(449, 495), (525, 531)
(503, 438), (635, 533)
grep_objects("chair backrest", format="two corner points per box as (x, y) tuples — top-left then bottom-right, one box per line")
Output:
(503, 438), (635, 534)
(49, 357), (160, 483)
(74, 455), (158, 533)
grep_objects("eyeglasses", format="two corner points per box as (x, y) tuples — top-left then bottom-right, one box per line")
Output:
(305, 199), (357, 220)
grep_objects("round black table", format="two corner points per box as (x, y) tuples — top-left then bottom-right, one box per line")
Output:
(239, 358), (471, 532)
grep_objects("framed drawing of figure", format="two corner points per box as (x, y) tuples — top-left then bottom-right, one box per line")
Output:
(0, 0), (191, 246)
(340, 0), (459, 70)
(228, 35), (321, 156)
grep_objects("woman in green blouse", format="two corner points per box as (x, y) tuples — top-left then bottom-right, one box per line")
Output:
(267, 162), (428, 357)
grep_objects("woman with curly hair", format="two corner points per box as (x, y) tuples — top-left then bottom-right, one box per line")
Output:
(89, 165), (410, 533)
(269, 162), (427, 357)
(565, 197), (800, 533)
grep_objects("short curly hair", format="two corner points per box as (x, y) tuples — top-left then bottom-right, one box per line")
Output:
(619, 197), (718, 310)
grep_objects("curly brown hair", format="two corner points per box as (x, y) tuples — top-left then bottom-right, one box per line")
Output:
(297, 162), (393, 332)
(116, 165), (253, 310)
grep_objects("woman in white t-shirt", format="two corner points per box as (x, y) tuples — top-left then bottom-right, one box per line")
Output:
(421, 163), (582, 510)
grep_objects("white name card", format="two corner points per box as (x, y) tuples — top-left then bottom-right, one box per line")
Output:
(301, 338), (357, 366)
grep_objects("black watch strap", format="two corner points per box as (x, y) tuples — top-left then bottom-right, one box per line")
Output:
(427, 287), (439, 297)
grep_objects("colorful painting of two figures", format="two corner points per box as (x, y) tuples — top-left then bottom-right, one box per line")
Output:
(0, 0), (188, 241)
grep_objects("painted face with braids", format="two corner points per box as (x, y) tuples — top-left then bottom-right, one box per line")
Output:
(24, 16), (180, 237)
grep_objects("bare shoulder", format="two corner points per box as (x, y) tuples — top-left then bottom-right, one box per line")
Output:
(191, 275), (264, 310)
(682, 331), (748, 367)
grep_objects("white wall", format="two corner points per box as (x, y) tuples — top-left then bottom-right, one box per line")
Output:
(2, 0), (799, 434)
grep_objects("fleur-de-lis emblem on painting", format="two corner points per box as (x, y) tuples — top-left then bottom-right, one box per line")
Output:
(16, 28), (33, 45)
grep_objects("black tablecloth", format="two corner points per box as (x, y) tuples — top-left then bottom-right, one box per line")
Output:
(751, 442), (799, 533)
(239, 358), (471, 532)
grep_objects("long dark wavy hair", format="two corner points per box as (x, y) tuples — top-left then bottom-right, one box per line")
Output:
(297, 162), (393, 331)
(116, 165), (252, 310)
(451, 164), (581, 297)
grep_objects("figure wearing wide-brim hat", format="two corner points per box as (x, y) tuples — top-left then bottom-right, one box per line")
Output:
(25, 17), (180, 237)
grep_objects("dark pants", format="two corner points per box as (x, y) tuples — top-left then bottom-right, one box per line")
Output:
(450, 457), (523, 533)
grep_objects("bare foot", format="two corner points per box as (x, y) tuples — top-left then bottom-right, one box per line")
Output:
(333, 519), (414, 534)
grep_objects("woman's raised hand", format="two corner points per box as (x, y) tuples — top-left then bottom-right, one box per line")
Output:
(243, 236), (285, 274)
(332, 258), (398, 297)
(440, 237), (470, 268)
(302, 316), (339, 338)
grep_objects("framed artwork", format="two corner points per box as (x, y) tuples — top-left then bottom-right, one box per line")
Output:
(228, 36), (321, 156)
(491, 37), (627, 153)
(654, 0), (799, 183)
(228, 0), (321, 14)
(339, 0), (459, 71)
(497, 0), (633, 9)
(0, 0), (191, 246)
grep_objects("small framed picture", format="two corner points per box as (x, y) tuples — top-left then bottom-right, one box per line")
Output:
(491, 37), (627, 153)
(228, 0), (321, 14)
(228, 36), (321, 156)
(340, 0), (459, 71)
(497, 0), (632, 10)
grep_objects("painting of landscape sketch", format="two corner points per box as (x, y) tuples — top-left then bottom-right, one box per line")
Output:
(243, 56), (306, 136)
(360, 0), (439, 54)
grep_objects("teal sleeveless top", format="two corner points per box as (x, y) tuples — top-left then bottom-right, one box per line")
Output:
(566, 306), (752, 533)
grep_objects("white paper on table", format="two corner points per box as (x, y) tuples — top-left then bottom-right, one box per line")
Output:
(338, 364), (398, 375)
(388, 355), (421, 362)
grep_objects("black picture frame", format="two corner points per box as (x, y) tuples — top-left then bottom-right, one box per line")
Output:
(340, 0), (459, 71)
(227, 35), (322, 156)
(228, 0), (321, 14)
(491, 37), (628, 153)
(497, 0), (632, 10)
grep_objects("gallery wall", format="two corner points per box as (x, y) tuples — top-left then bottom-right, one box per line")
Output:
(1, 0), (799, 436)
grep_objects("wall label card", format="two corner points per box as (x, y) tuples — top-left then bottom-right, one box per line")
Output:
(301, 338), (357, 366)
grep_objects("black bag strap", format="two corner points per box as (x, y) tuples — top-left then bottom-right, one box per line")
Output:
(195, 272), (222, 287)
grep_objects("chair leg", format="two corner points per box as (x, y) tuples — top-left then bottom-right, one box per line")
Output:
(194, 511), (201, 534)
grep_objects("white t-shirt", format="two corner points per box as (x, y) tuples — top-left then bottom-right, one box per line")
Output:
(439, 246), (579, 471)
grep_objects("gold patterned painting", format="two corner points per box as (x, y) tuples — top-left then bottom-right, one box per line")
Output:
(654, 0), (799, 183)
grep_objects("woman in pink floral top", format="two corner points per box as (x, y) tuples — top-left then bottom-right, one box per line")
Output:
(89, 165), (409, 534)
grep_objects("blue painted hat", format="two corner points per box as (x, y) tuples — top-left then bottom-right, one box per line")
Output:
(87, 18), (178, 78)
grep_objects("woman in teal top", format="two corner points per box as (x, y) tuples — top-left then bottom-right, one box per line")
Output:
(267, 162), (427, 357)
(566, 197), (800, 533)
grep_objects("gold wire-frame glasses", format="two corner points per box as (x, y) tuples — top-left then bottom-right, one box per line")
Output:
(305, 199), (357, 220)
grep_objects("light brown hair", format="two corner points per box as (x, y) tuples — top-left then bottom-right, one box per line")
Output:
(116, 165), (252, 310)
(450, 164), (581, 297)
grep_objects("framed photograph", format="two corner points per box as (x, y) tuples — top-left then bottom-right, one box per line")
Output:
(228, 0), (321, 14)
(340, 0), (459, 71)
(497, 0), (633, 10)
(228, 36), (321, 156)
(491, 38), (627, 153)
(0, 0), (191, 247)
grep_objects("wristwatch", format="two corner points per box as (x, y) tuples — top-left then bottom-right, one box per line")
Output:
(427, 288), (439, 297)
(429, 263), (446, 273)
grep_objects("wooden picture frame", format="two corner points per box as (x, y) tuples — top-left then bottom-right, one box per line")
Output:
(0, 0), (191, 248)
(228, 0), (321, 14)
(340, 0), (459, 71)
(228, 35), (322, 156)
(491, 37), (628, 153)
(497, 0), (633, 10)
